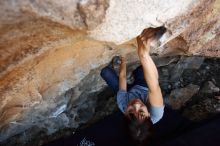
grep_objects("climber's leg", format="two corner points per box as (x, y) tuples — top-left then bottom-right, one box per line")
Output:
(100, 66), (119, 93)
(133, 65), (148, 88)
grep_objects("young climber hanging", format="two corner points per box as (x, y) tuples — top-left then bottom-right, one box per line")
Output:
(100, 27), (165, 146)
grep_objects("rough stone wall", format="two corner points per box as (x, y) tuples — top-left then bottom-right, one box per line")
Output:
(1, 0), (219, 56)
(0, 0), (109, 30)
(88, 0), (199, 43)
(0, 17), (136, 144)
(161, 0), (220, 57)
(0, 0), (219, 145)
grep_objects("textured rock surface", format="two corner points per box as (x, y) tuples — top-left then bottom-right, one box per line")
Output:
(0, 0), (220, 145)
(0, 15), (139, 145)
(169, 84), (200, 109)
(88, 0), (198, 43)
(0, 0), (109, 30)
(1, 0), (219, 56)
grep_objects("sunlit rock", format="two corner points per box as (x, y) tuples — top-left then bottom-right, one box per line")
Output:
(0, 0), (219, 145)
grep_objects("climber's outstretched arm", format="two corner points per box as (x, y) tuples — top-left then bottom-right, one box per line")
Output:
(136, 28), (163, 107)
(119, 57), (127, 91)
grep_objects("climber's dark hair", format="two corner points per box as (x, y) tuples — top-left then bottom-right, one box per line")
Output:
(123, 113), (153, 146)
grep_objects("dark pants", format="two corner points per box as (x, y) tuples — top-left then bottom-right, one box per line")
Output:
(100, 66), (147, 93)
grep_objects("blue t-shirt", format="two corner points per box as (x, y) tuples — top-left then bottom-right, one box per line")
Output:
(116, 85), (164, 124)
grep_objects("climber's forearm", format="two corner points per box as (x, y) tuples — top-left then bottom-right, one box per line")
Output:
(136, 27), (163, 106)
(119, 63), (127, 91)
(140, 54), (163, 107)
(140, 55), (159, 86)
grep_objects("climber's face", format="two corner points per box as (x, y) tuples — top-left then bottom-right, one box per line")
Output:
(125, 99), (150, 122)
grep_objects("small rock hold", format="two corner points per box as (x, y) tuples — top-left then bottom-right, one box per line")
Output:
(173, 81), (181, 89)
(214, 96), (220, 100)
(201, 81), (220, 94)
(162, 68), (169, 76)
(168, 84), (172, 89)
(206, 66), (210, 70)
(211, 78), (216, 84)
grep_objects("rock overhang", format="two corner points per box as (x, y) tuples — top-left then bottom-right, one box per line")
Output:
(0, 0), (220, 145)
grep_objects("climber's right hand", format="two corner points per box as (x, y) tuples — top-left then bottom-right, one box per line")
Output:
(137, 28), (158, 58)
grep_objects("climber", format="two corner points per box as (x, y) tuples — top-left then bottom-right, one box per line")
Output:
(100, 27), (164, 145)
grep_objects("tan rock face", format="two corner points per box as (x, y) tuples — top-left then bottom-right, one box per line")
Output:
(88, 0), (199, 43)
(0, 0), (219, 145)
(161, 0), (220, 57)
(0, 0), (109, 30)
(0, 14), (136, 144)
